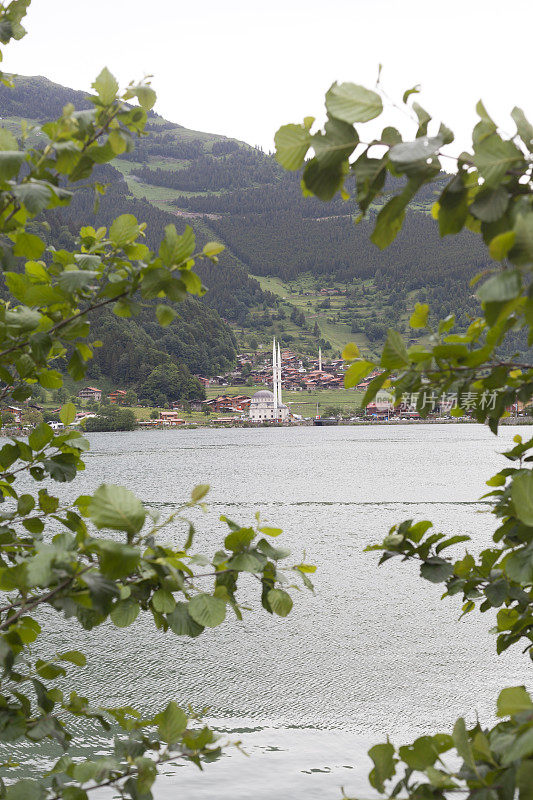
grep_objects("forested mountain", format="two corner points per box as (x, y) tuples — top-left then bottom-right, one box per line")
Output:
(0, 74), (500, 372)
(47, 165), (271, 325)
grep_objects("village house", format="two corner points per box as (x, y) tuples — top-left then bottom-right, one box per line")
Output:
(5, 406), (22, 423)
(203, 395), (251, 413)
(159, 411), (185, 425)
(108, 390), (127, 404)
(78, 386), (102, 402)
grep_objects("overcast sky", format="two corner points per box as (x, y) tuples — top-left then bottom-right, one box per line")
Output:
(4, 0), (530, 152)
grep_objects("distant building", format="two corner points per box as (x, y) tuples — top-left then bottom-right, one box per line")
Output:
(108, 390), (126, 405)
(248, 390), (289, 422)
(78, 386), (102, 401)
(248, 338), (289, 422)
(159, 411), (185, 425)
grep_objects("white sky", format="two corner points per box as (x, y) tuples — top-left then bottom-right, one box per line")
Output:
(4, 0), (531, 152)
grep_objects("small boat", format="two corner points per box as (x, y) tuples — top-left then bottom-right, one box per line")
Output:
(313, 417), (338, 426)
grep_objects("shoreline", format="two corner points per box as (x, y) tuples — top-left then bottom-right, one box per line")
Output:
(124, 416), (533, 431)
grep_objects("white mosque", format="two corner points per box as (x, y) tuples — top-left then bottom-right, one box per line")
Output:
(248, 339), (290, 423)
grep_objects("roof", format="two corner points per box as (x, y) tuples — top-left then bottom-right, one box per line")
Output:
(251, 390), (275, 402)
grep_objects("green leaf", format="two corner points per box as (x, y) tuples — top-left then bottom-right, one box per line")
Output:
(497, 686), (533, 717)
(361, 371), (389, 407)
(344, 360), (374, 389)
(497, 607), (519, 631)
(132, 84), (156, 110)
(36, 659), (66, 680)
(489, 230), (516, 261)
(399, 736), (438, 770)
(155, 304), (177, 327)
(505, 548), (533, 583)
(110, 599), (140, 628)
(368, 741), (396, 793)
(470, 186), (509, 222)
(256, 538), (291, 561)
(13, 181), (52, 214)
(517, 761), (533, 800)
(152, 589), (175, 614)
(267, 588), (293, 617)
(325, 82), (383, 123)
(342, 342), (360, 360)
(477, 270), (521, 303)
(402, 85), (420, 104)
(56, 270), (98, 292)
(60, 788), (88, 800)
(28, 422), (54, 451)
(92, 67), (119, 105)
(258, 526), (282, 537)
(88, 484), (146, 535)
(155, 701), (187, 743)
(5, 779), (46, 800)
(302, 157), (347, 201)
(202, 242), (225, 257)
(452, 717), (475, 769)
(0, 127), (18, 150)
(502, 727), (533, 766)
(94, 540), (140, 579)
(473, 133), (525, 187)
(0, 150), (25, 180)
(225, 527), (255, 551)
(389, 135), (443, 167)
(485, 580), (508, 608)
(188, 593), (226, 627)
(109, 214), (140, 247)
(408, 520), (433, 543)
(420, 558), (454, 583)
(312, 116), (358, 167)
(159, 223), (195, 266)
(228, 552), (263, 572)
(167, 602), (204, 637)
(59, 650), (87, 667)
(72, 762), (99, 784)
(274, 123), (311, 170)
(511, 106), (533, 152)
(381, 126), (402, 145)
(511, 471), (533, 526)
(371, 194), (409, 249)
(13, 232), (45, 259)
(510, 211), (533, 266)
(381, 329), (409, 369)
(191, 484), (209, 502)
(60, 403), (77, 426)
(409, 303), (429, 329)
(413, 103), (431, 136)
(16, 616), (41, 644)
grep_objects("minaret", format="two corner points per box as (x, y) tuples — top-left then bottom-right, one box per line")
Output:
(319, 346), (322, 372)
(277, 341), (282, 407)
(272, 338), (278, 411)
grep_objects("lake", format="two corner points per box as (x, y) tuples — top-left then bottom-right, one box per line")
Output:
(16, 424), (531, 798)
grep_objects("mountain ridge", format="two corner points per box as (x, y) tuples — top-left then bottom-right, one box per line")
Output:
(0, 74), (501, 372)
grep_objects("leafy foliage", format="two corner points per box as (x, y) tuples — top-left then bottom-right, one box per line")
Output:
(83, 406), (137, 431)
(0, 9), (314, 799)
(277, 79), (533, 798)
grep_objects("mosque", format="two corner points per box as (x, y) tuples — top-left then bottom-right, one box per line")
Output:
(248, 339), (290, 422)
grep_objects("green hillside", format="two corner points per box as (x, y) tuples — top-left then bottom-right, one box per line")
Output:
(0, 74), (504, 368)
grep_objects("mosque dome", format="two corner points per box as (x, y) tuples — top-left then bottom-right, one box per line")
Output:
(251, 390), (275, 404)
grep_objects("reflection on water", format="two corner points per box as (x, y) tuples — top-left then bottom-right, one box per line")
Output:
(11, 425), (532, 798)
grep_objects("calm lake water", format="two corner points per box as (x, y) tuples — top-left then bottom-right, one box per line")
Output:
(16, 425), (533, 798)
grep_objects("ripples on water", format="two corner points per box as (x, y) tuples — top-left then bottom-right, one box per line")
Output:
(10, 425), (531, 798)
